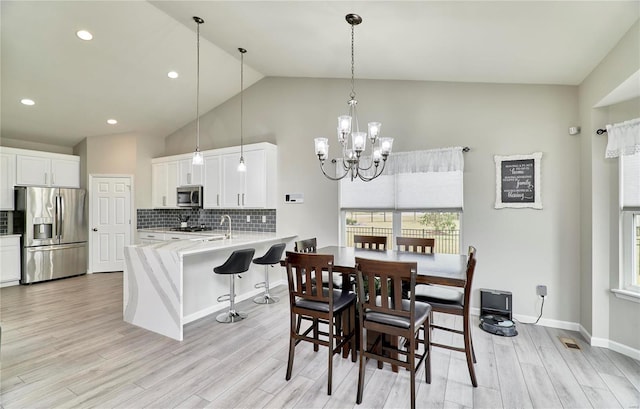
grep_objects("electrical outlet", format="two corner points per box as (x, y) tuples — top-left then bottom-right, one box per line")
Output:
(262, 215), (266, 223)
(536, 285), (547, 297)
(246, 215), (250, 223)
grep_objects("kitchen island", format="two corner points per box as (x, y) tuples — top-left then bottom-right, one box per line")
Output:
(124, 232), (296, 340)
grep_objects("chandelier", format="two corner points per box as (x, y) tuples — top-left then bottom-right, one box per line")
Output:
(314, 13), (393, 181)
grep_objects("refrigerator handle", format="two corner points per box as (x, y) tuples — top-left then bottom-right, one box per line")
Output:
(59, 195), (64, 239)
(55, 195), (60, 238)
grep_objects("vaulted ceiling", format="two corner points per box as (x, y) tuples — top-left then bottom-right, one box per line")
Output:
(2, 1), (638, 148)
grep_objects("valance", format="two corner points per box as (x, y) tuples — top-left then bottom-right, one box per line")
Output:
(605, 118), (640, 158)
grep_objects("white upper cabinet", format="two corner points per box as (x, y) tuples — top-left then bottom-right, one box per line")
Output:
(152, 161), (178, 208)
(2, 148), (80, 188)
(0, 153), (16, 210)
(152, 142), (277, 210)
(178, 159), (203, 186)
(203, 155), (221, 208)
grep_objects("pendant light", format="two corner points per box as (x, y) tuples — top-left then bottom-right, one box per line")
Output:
(192, 16), (204, 166)
(237, 47), (247, 172)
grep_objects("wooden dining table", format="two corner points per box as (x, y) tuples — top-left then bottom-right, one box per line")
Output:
(315, 245), (468, 288)
(282, 245), (469, 369)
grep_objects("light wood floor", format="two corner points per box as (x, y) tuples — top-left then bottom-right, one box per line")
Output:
(1, 273), (639, 409)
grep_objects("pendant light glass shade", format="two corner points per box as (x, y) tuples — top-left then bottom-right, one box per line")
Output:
(192, 16), (204, 166)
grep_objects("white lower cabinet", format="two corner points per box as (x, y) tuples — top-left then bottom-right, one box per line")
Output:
(0, 236), (21, 287)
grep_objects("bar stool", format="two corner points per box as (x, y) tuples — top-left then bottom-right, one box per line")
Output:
(214, 248), (255, 323)
(252, 243), (286, 304)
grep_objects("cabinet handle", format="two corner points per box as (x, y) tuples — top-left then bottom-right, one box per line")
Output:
(242, 193), (245, 206)
(217, 194), (219, 207)
(187, 173), (191, 184)
(163, 196), (166, 206)
(237, 194), (240, 206)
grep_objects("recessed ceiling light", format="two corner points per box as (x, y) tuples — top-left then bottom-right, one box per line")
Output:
(76, 30), (93, 41)
(107, 119), (118, 125)
(21, 98), (35, 106)
(167, 71), (179, 79)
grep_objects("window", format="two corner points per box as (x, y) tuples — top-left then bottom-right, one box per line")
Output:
(342, 210), (461, 254)
(618, 152), (640, 297)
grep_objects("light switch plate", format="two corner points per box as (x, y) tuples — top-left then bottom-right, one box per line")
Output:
(285, 193), (304, 204)
(246, 215), (250, 222)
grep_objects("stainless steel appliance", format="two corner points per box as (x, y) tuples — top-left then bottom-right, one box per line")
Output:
(14, 186), (88, 284)
(176, 185), (203, 208)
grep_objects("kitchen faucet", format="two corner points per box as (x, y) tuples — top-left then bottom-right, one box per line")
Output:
(220, 215), (232, 239)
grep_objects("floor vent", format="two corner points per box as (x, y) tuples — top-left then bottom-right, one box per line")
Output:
(559, 336), (581, 350)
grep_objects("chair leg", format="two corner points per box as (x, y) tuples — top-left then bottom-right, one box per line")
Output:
(356, 326), (366, 404)
(216, 275), (247, 323)
(424, 324), (431, 384)
(254, 265), (280, 304)
(286, 313), (297, 381)
(409, 330), (416, 409)
(463, 313), (478, 387)
(350, 304), (357, 362)
(327, 313), (334, 395)
(313, 318), (319, 352)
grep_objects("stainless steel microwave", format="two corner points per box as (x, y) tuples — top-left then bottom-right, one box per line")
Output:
(177, 186), (203, 208)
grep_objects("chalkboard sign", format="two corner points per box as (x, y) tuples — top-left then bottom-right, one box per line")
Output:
(494, 153), (542, 209)
(501, 159), (535, 203)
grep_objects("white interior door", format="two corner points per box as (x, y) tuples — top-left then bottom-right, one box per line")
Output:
(91, 176), (132, 273)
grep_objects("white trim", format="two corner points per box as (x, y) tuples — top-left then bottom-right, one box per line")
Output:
(471, 307), (640, 360)
(580, 325), (640, 361)
(611, 288), (640, 303)
(88, 174), (134, 274)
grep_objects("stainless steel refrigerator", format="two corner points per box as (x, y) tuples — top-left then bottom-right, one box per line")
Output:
(14, 186), (88, 284)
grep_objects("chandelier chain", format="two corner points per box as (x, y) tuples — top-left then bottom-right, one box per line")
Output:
(350, 23), (356, 100)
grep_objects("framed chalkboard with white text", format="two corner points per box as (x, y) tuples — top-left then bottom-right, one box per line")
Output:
(494, 152), (542, 209)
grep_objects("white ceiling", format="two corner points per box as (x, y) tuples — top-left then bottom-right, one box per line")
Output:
(2, 1), (639, 148)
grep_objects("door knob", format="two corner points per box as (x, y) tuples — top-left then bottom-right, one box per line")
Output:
(92, 228), (98, 232)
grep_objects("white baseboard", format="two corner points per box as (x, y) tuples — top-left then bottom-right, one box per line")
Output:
(471, 307), (639, 360)
(579, 325), (640, 361)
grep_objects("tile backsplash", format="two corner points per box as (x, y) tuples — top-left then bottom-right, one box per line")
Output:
(137, 208), (276, 233)
(0, 211), (7, 234)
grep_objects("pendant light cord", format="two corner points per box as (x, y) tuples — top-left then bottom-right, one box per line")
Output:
(240, 49), (244, 159)
(195, 18), (201, 151)
(350, 23), (356, 100)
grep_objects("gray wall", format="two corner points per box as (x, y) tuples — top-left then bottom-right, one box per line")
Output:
(578, 20), (640, 352)
(164, 76), (582, 324)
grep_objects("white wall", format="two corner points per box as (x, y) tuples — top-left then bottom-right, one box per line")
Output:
(578, 20), (640, 352)
(164, 77), (582, 324)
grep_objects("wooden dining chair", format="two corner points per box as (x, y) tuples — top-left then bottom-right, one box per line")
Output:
(294, 237), (317, 253)
(396, 237), (435, 253)
(353, 235), (387, 250)
(354, 257), (431, 409)
(284, 251), (357, 395)
(414, 246), (478, 387)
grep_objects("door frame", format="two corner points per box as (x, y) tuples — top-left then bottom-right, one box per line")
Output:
(88, 174), (134, 274)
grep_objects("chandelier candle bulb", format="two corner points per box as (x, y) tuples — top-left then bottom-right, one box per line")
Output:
(352, 132), (366, 152)
(380, 137), (393, 155)
(368, 122), (381, 140)
(315, 138), (329, 160)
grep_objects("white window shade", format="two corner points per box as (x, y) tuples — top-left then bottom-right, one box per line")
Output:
(338, 155), (395, 208)
(338, 147), (464, 211)
(621, 151), (640, 211)
(395, 171), (463, 210)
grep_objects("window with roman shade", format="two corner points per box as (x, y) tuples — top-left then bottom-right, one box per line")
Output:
(339, 147), (464, 211)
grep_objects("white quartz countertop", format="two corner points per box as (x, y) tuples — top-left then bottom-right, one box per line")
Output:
(0, 234), (21, 238)
(131, 232), (296, 256)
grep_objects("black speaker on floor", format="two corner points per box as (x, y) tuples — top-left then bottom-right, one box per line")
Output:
(479, 289), (517, 337)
